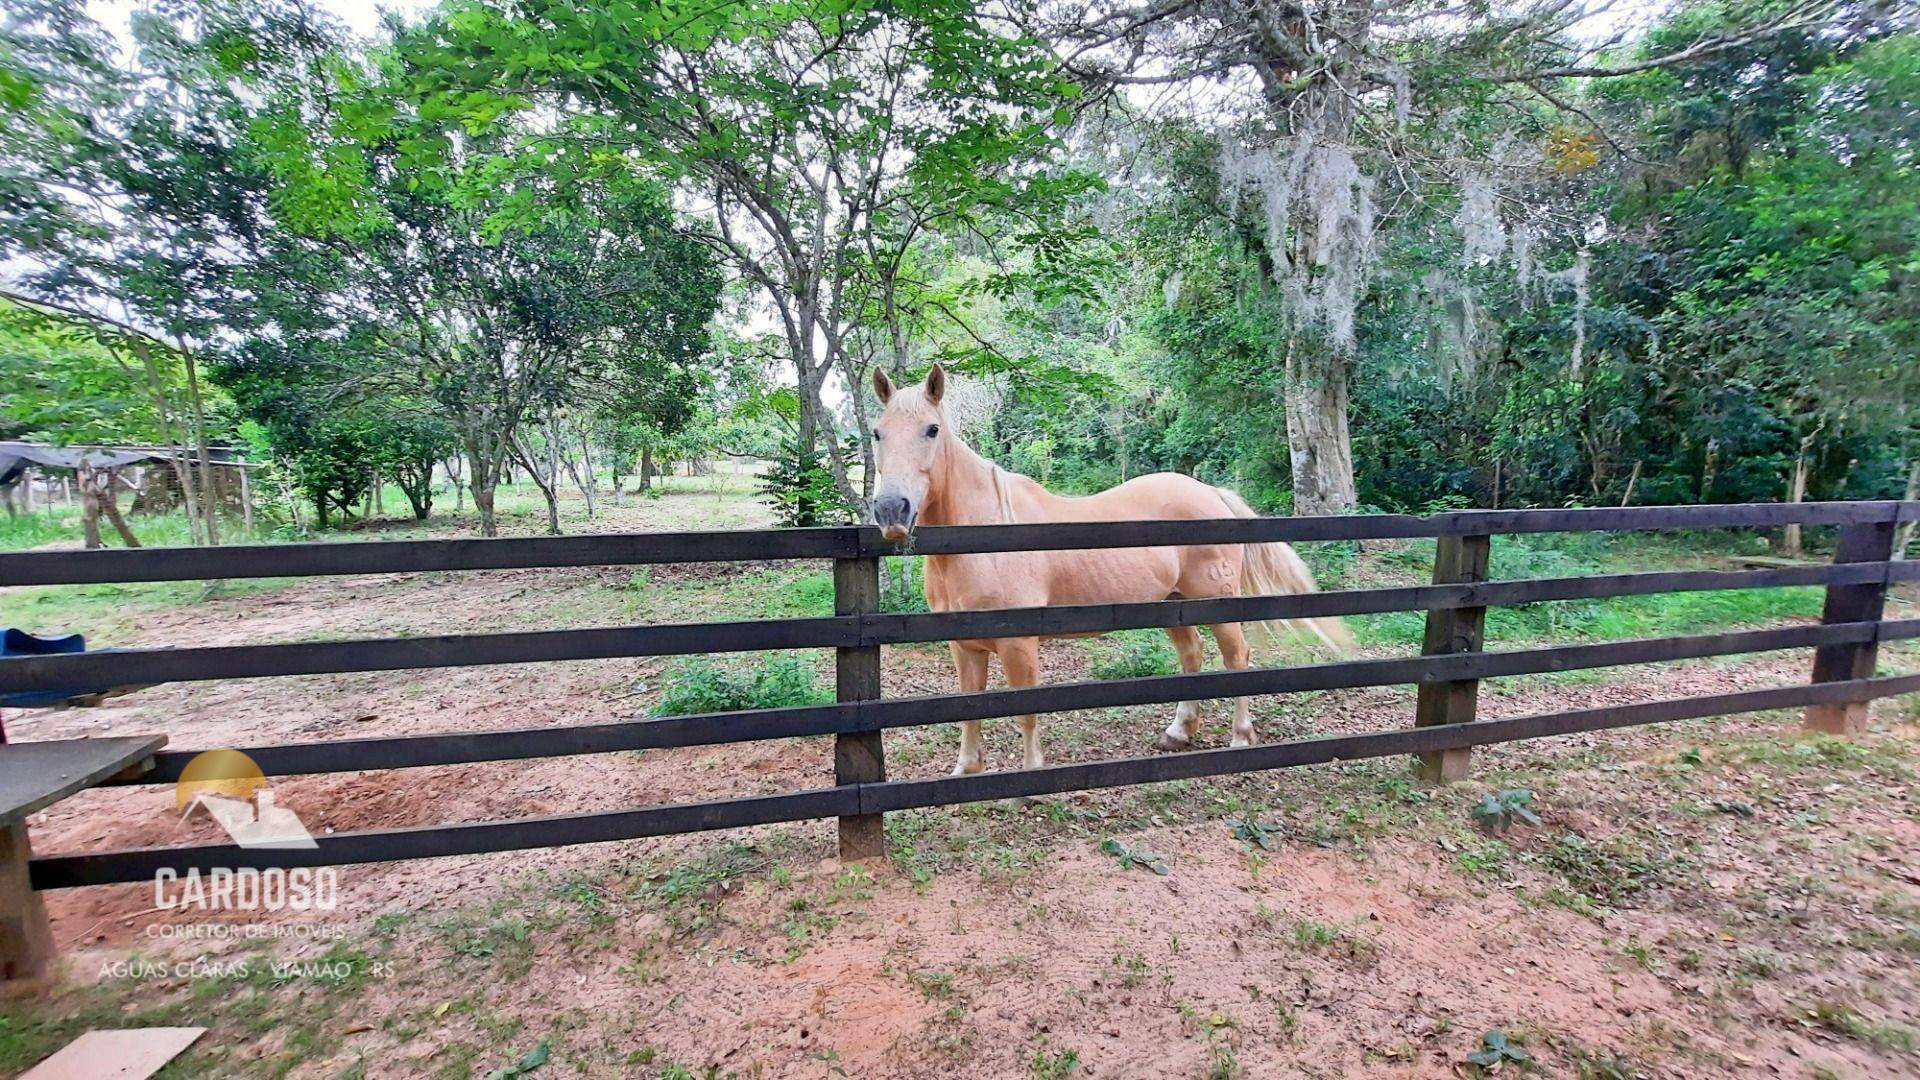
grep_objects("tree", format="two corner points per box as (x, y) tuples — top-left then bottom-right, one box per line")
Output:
(395, 0), (1091, 512)
(0, 0), (335, 543)
(1044, 0), (1860, 513)
(235, 24), (722, 536)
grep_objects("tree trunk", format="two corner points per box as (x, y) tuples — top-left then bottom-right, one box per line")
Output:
(444, 456), (465, 512)
(639, 445), (654, 491)
(466, 445), (501, 537)
(97, 469), (140, 547)
(398, 463), (433, 520)
(78, 467), (103, 550)
(561, 428), (597, 517)
(170, 456), (204, 543)
(511, 433), (561, 536)
(177, 342), (219, 547)
(1282, 338), (1358, 516)
(1894, 458), (1919, 559)
(1781, 428), (1819, 557)
(471, 480), (496, 536)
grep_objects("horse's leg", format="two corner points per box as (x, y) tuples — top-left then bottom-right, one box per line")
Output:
(950, 643), (989, 776)
(1156, 625), (1207, 751)
(994, 637), (1045, 769)
(1211, 622), (1256, 747)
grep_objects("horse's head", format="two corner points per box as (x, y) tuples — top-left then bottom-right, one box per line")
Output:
(869, 363), (949, 541)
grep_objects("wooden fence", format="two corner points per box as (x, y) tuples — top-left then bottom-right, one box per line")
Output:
(2, 500), (1917, 905)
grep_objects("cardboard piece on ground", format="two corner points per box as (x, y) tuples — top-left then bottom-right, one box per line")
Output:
(20, 1027), (207, 1080)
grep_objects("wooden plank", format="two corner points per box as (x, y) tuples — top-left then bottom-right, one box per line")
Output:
(30, 786), (859, 889)
(0, 618), (861, 695)
(833, 556), (886, 861)
(20, 1028), (206, 1079)
(37, 672), (1920, 889)
(0, 527), (862, 586)
(1414, 534), (1491, 783)
(1805, 521), (1897, 734)
(868, 562), (1889, 641)
(880, 501), (1913, 557)
(103, 621), (1901, 782)
(123, 704), (865, 783)
(5, 502), (1911, 587)
(5, 563), (1889, 696)
(866, 620), (1885, 729)
(1881, 619), (1920, 641)
(860, 671), (1920, 811)
(0, 736), (165, 825)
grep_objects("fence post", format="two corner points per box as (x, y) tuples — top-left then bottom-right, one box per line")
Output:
(1804, 519), (1896, 735)
(0, 821), (53, 986)
(833, 555), (887, 861)
(1414, 532), (1492, 783)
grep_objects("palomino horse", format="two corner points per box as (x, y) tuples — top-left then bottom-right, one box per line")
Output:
(870, 364), (1353, 776)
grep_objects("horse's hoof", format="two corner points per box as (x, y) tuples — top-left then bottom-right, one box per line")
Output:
(1155, 733), (1192, 752)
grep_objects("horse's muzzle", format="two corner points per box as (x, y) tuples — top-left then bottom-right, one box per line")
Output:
(873, 495), (915, 541)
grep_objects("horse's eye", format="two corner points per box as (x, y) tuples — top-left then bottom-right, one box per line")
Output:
(872, 429), (883, 440)
(925, 424), (940, 439)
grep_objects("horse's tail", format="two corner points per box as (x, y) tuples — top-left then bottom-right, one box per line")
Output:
(1214, 487), (1356, 654)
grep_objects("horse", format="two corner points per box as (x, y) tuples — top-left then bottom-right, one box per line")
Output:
(869, 363), (1353, 776)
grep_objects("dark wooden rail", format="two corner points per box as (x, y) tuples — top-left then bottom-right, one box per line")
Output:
(2, 500), (1917, 980)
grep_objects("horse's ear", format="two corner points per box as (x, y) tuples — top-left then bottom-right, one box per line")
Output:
(924, 362), (946, 405)
(872, 367), (894, 404)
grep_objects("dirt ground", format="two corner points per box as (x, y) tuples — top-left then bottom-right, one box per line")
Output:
(3, 482), (1918, 1079)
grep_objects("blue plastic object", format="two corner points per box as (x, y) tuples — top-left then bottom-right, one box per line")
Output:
(1, 628), (90, 708)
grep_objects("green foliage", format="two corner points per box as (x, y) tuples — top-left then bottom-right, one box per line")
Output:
(0, 303), (219, 444)
(758, 437), (856, 527)
(1227, 818), (1280, 851)
(650, 654), (831, 717)
(1088, 630), (1178, 681)
(1, 0), (1912, 549)
(1472, 790), (1542, 834)
(881, 557), (929, 614)
(484, 1038), (550, 1080)
(1029, 1047), (1080, 1080)
(1097, 837), (1170, 875)
(1466, 1030), (1533, 1071)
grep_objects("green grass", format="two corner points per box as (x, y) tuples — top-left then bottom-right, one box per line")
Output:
(762, 557), (930, 617)
(650, 653), (832, 716)
(0, 505), (269, 552)
(1347, 532), (1824, 647)
(0, 577), (297, 641)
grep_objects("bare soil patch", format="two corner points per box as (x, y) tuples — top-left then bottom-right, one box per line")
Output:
(4, 493), (1917, 1077)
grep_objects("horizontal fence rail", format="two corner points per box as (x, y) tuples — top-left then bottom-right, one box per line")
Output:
(93, 617), (1920, 783)
(4, 498), (1918, 922)
(4, 501), (1915, 586)
(32, 671), (1920, 889)
(4, 561), (1914, 695)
